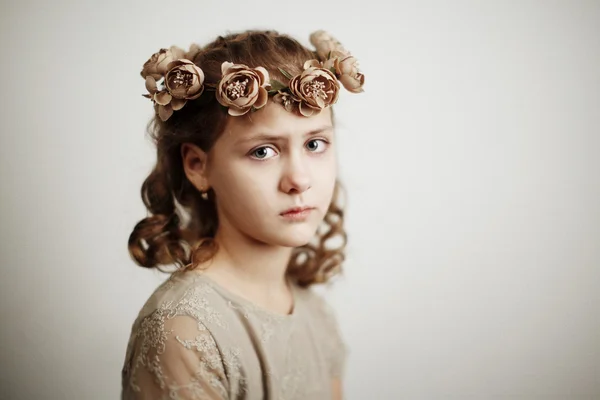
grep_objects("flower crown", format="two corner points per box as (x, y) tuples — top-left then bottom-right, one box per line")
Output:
(140, 31), (365, 121)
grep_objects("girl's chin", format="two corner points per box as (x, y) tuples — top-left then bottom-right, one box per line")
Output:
(266, 226), (317, 248)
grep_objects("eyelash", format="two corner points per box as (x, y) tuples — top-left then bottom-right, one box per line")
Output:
(249, 139), (330, 161)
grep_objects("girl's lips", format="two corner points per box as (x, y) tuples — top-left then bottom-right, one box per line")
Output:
(280, 206), (314, 215)
(280, 207), (314, 220)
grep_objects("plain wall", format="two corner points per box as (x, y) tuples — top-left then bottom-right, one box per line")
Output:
(0, 0), (599, 399)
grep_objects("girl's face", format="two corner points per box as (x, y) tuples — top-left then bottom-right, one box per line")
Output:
(204, 101), (337, 247)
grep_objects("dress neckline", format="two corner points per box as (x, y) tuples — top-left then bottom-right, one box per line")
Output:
(190, 271), (299, 320)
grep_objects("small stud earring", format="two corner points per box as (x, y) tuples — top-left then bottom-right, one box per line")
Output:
(200, 187), (208, 200)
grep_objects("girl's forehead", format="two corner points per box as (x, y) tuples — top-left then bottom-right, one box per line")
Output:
(222, 102), (333, 140)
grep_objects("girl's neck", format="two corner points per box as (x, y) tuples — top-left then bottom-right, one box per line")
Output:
(192, 223), (294, 313)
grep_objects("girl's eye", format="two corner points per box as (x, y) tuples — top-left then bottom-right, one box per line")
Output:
(250, 146), (277, 160)
(306, 139), (328, 153)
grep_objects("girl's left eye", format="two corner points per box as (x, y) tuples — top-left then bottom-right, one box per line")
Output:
(306, 139), (328, 153)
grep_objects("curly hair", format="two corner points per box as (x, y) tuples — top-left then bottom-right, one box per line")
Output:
(128, 30), (348, 287)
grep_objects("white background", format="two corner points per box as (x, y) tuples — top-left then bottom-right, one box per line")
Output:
(1, 0), (599, 399)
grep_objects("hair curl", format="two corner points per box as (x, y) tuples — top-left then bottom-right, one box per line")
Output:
(128, 30), (348, 287)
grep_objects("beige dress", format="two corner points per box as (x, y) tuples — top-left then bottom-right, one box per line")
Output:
(121, 270), (348, 399)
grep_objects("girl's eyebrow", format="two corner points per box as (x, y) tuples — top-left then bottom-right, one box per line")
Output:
(236, 126), (333, 145)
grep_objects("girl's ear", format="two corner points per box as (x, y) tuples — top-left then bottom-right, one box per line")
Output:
(181, 143), (210, 191)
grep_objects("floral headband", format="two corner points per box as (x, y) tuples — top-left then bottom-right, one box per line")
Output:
(140, 30), (365, 121)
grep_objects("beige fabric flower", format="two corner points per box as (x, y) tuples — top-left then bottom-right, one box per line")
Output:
(140, 46), (186, 80)
(288, 60), (340, 117)
(333, 55), (365, 93)
(143, 59), (205, 121)
(164, 59), (205, 100)
(273, 91), (298, 113)
(309, 30), (349, 61)
(216, 62), (270, 116)
(309, 31), (366, 93)
(184, 43), (202, 61)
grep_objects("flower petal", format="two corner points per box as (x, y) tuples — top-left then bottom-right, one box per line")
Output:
(232, 63), (250, 72)
(228, 106), (250, 116)
(284, 101), (296, 112)
(157, 56), (175, 75)
(245, 82), (259, 98)
(145, 76), (157, 94)
(254, 67), (270, 85)
(193, 65), (205, 82)
(170, 97), (187, 110)
(165, 59), (184, 72)
(233, 97), (251, 108)
(315, 96), (325, 109)
(169, 45), (186, 60)
(154, 91), (172, 106)
(304, 59), (321, 69)
(330, 50), (348, 59)
(309, 30), (329, 47)
(299, 102), (315, 117)
(309, 30), (350, 61)
(339, 74), (364, 93)
(158, 104), (173, 121)
(188, 86), (204, 100)
(215, 89), (229, 107)
(221, 61), (234, 76)
(186, 44), (200, 60)
(324, 58), (336, 71)
(254, 87), (268, 109)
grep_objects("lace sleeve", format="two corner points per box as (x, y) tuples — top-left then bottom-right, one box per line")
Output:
(125, 313), (229, 399)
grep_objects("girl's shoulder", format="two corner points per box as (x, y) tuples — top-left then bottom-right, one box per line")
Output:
(294, 282), (339, 321)
(133, 270), (233, 328)
(122, 271), (234, 398)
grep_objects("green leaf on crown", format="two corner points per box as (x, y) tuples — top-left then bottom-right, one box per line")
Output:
(269, 79), (287, 92)
(278, 68), (294, 80)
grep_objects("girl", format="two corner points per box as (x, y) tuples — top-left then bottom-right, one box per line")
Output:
(121, 29), (365, 399)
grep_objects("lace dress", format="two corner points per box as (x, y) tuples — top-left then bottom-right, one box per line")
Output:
(121, 270), (348, 399)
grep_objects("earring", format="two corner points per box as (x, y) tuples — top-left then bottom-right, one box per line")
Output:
(200, 187), (208, 200)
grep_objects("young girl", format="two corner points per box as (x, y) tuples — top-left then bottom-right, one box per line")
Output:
(121, 29), (365, 400)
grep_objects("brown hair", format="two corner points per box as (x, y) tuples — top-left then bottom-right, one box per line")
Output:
(128, 30), (347, 287)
